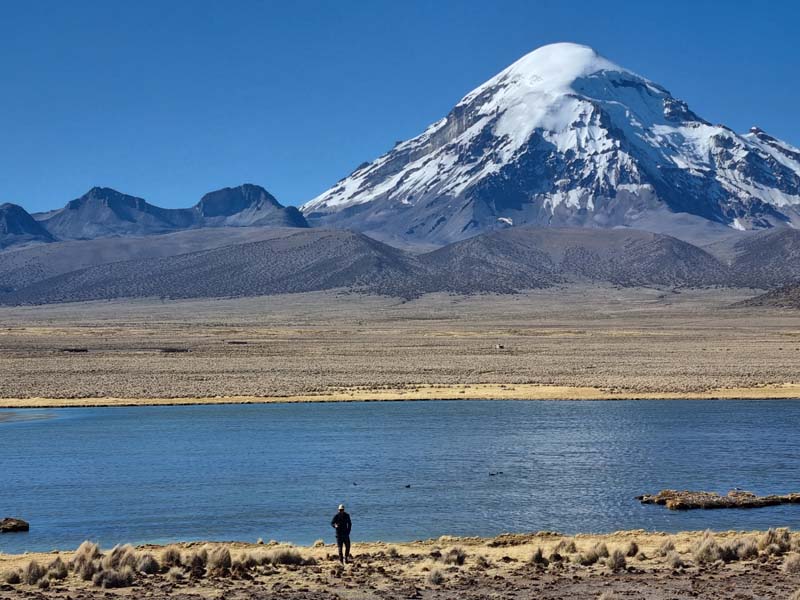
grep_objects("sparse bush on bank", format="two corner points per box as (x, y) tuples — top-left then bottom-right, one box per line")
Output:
(783, 553), (800, 574)
(136, 553), (160, 575)
(47, 557), (68, 580)
(21, 561), (46, 585)
(444, 547), (466, 566)
(167, 566), (184, 582)
(606, 549), (626, 572)
(693, 531), (722, 564)
(666, 551), (684, 569)
(760, 528), (791, 555)
(207, 547), (232, 574)
(93, 566), (134, 588)
(658, 539), (675, 556)
(427, 568), (444, 586)
(531, 547), (548, 567)
(625, 541), (638, 557)
(161, 546), (183, 569)
(555, 539), (577, 554)
(2, 569), (21, 585)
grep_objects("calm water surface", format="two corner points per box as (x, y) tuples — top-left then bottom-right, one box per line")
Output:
(2, 400), (799, 553)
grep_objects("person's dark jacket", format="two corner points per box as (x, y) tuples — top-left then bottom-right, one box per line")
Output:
(331, 511), (352, 539)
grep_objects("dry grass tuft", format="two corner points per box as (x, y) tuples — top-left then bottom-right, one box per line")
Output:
(2, 569), (21, 585)
(759, 528), (792, 555)
(136, 553), (160, 575)
(161, 546), (183, 569)
(46, 557), (68, 580)
(783, 553), (800, 574)
(592, 542), (610, 559)
(658, 538), (675, 557)
(606, 549), (626, 572)
(426, 568), (444, 586)
(166, 567), (184, 583)
(103, 544), (137, 570)
(92, 566), (134, 588)
(387, 546), (400, 558)
(666, 551), (685, 569)
(531, 547), (549, 567)
(625, 541), (639, 557)
(268, 548), (306, 565)
(207, 547), (232, 575)
(443, 547), (467, 566)
(693, 530), (722, 565)
(554, 539), (578, 554)
(70, 540), (101, 571)
(21, 561), (46, 585)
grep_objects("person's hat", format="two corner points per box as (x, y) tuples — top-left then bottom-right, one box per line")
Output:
(338, 504), (345, 510)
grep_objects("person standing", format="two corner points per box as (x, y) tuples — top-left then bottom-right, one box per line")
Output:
(331, 504), (352, 563)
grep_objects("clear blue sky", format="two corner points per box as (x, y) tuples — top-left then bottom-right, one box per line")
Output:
(2, 0), (797, 212)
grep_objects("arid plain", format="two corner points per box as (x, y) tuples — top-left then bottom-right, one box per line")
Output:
(1, 286), (800, 405)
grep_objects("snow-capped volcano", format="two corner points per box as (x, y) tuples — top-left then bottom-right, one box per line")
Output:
(302, 43), (800, 245)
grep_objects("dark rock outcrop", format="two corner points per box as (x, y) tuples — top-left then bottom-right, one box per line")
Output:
(0, 517), (29, 532)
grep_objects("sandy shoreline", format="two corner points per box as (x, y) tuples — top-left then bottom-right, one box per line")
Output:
(1, 529), (799, 599)
(2, 382), (800, 409)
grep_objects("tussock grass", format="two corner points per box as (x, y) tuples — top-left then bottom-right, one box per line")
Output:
(46, 557), (68, 580)
(22, 561), (46, 585)
(759, 528), (792, 555)
(426, 568), (444, 586)
(606, 549), (626, 572)
(183, 549), (208, 577)
(136, 553), (160, 575)
(103, 544), (137, 570)
(475, 555), (491, 569)
(783, 553), (800, 574)
(575, 549), (600, 566)
(70, 540), (101, 571)
(554, 539), (577, 554)
(658, 539), (675, 557)
(161, 546), (183, 569)
(592, 542), (609, 559)
(732, 537), (759, 560)
(37, 578), (50, 590)
(531, 547), (549, 567)
(666, 551), (685, 569)
(268, 548), (306, 565)
(92, 566), (134, 588)
(692, 530), (722, 564)
(387, 546), (399, 558)
(2, 570), (21, 585)
(207, 547), (232, 575)
(443, 547), (467, 566)
(166, 567), (184, 583)
(624, 541), (639, 557)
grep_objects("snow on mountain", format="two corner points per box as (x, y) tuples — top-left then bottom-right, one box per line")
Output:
(302, 43), (800, 246)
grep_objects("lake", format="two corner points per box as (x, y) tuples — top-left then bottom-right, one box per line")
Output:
(2, 400), (799, 553)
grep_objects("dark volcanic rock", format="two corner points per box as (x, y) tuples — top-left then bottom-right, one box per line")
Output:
(0, 517), (29, 532)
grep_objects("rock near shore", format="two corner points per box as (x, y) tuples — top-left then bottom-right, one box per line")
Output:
(638, 489), (800, 510)
(0, 517), (29, 532)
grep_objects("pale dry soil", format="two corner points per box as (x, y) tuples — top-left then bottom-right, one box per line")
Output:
(2, 287), (800, 405)
(2, 530), (800, 599)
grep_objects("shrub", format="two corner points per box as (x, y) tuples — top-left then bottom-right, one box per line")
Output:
(443, 547), (467, 566)
(606, 549), (626, 572)
(658, 539), (676, 556)
(531, 547), (549, 567)
(576, 549), (600, 566)
(693, 531), (721, 564)
(47, 557), (68, 580)
(166, 567), (184, 583)
(22, 561), (46, 585)
(625, 541), (639, 557)
(759, 528), (791, 555)
(783, 553), (800, 574)
(718, 542), (739, 563)
(313, 539), (325, 547)
(548, 551), (563, 563)
(3, 570), (21, 584)
(207, 547), (232, 574)
(93, 566), (134, 588)
(77, 559), (101, 581)
(70, 541), (101, 571)
(592, 542), (609, 559)
(37, 578), (50, 590)
(268, 548), (304, 565)
(426, 568), (444, 586)
(733, 537), (759, 561)
(161, 546), (183, 569)
(387, 546), (399, 558)
(666, 551), (684, 569)
(103, 544), (137, 570)
(475, 555), (491, 569)
(554, 539), (577, 554)
(136, 553), (160, 575)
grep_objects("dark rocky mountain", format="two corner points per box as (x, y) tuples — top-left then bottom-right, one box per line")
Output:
(195, 184), (307, 228)
(739, 283), (800, 308)
(420, 227), (729, 292)
(0, 226), (303, 294)
(706, 228), (800, 288)
(29, 184), (307, 241)
(0, 226), (736, 305)
(302, 43), (800, 247)
(34, 187), (195, 240)
(0, 203), (54, 249)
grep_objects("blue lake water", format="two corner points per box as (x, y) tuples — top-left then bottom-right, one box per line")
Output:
(2, 400), (800, 554)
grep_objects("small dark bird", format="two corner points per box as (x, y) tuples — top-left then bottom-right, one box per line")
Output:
(405, 484), (411, 488)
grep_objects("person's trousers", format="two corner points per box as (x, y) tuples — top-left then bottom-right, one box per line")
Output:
(337, 536), (351, 561)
